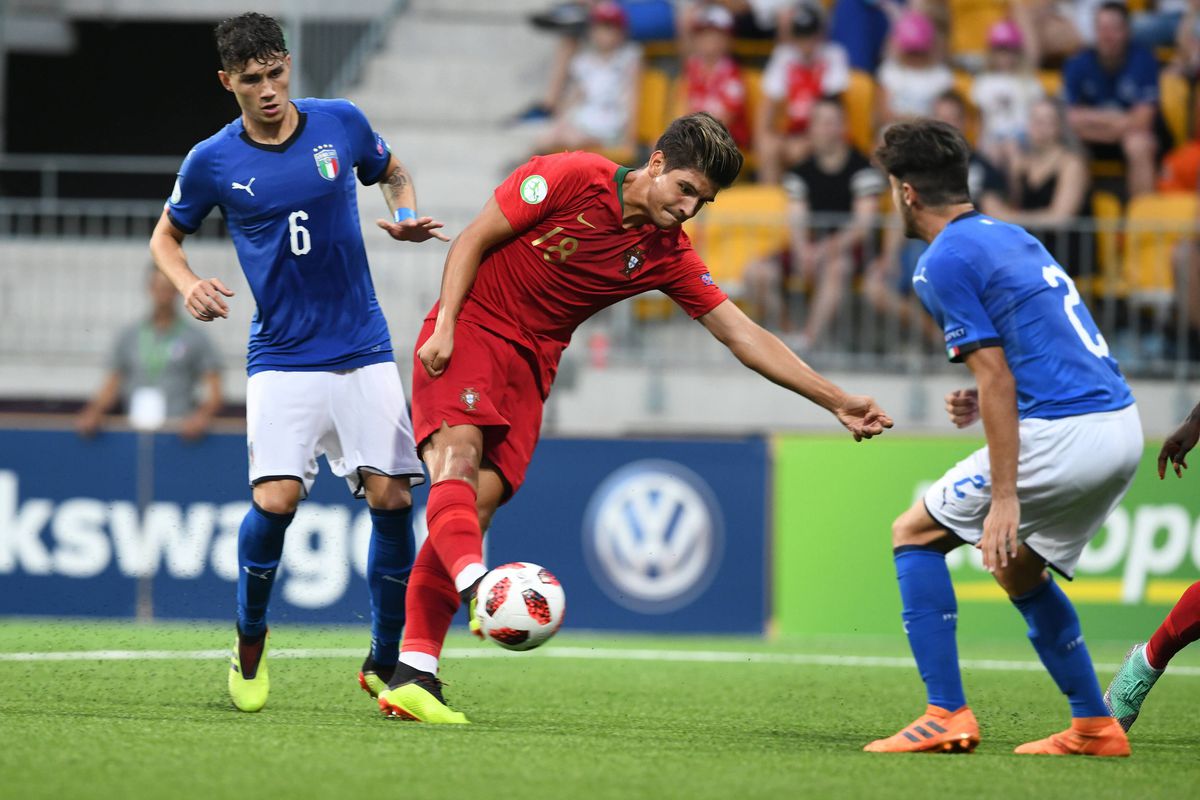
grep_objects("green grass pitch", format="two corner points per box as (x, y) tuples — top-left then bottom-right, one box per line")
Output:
(1, 620), (1198, 799)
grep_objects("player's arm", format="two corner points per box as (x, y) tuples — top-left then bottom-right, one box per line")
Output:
(963, 345), (1020, 571)
(418, 196), (517, 378)
(374, 155), (449, 243)
(698, 299), (893, 441)
(149, 210), (235, 322)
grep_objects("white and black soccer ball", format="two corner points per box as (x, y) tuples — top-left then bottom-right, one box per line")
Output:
(474, 562), (566, 651)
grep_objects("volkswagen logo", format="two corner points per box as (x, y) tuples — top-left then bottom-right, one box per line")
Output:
(582, 460), (724, 614)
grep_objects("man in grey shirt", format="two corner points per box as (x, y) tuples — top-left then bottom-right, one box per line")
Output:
(77, 268), (223, 439)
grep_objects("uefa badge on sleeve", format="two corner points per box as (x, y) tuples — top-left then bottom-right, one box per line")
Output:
(313, 144), (340, 181)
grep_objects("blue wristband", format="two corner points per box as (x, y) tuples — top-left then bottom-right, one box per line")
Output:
(393, 208), (416, 223)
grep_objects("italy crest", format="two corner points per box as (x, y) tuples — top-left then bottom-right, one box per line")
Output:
(313, 144), (339, 181)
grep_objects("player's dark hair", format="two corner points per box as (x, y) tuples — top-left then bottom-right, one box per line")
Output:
(215, 12), (288, 72)
(1097, 1), (1129, 23)
(655, 112), (744, 189)
(874, 119), (971, 208)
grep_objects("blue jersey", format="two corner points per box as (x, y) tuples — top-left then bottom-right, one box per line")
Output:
(913, 211), (1133, 420)
(167, 98), (393, 375)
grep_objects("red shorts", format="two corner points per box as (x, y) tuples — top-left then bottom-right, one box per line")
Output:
(410, 318), (544, 499)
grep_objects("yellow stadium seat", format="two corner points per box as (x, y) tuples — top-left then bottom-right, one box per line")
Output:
(844, 70), (876, 154)
(952, 70), (979, 145)
(1037, 70), (1062, 98)
(683, 184), (789, 289)
(1122, 192), (1198, 299)
(637, 68), (674, 147)
(1160, 71), (1190, 147)
(1091, 191), (1123, 296)
(948, 0), (1008, 59)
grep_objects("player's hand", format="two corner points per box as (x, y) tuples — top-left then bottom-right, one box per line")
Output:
(833, 394), (894, 442)
(375, 217), (451, 243)
(418, 326), (454, 378)
(945, 388), (980, 428)
(185, 278), (234, 321)
(978, 495), (1020, 572)
(76, 408), (102, 438)
(1158, 416), (1200, 479)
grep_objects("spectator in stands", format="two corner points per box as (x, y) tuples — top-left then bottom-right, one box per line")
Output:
(876, 10), (955, 124)
(991, 98), (1094, 275)
(1064, 1), (1165, 198)
(864, 90), (1005, 343)
(829, 0), (900, 73)
(971, 14), (1045, 168)
(744, 98), (883, 346)
(1172, 0), (1200, 78)
(1133, 0), (1190, 48)
(534, 2), (643, 157)
(77, 268), (222, 439)
(679, 5), (751, 149)
(677, 1), (791, 39)
(754, 1), (850, 184)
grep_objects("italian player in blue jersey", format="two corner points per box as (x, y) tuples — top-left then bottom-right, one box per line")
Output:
(866, 119), (1142, 756)
(149, 13), (448, 713)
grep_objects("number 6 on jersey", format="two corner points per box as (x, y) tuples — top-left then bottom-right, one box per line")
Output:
(289, 210), (311, 256)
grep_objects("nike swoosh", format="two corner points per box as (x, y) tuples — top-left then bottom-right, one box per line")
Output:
(576, 212), (597, 229)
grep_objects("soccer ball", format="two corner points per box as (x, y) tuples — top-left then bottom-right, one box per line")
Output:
(474, 562), (566, 651)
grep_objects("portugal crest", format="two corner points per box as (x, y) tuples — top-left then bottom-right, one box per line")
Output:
(620, 245), (648, 278)
(313, 144), (340, 181)
(460, 387), (481, 411)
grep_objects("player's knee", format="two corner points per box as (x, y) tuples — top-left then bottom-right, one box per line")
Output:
(891, 514), (921, 548)
(253, 479), (302, 516)
(363, 475), (412, 511)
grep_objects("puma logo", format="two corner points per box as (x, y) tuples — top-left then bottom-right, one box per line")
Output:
(232, 177), (256, 196)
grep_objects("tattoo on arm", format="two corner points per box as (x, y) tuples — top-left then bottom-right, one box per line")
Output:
(383, 163), (413, 208)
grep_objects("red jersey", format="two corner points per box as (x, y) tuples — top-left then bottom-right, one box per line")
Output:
(439, 151), (727, 394)
(683, 55), (749, 148)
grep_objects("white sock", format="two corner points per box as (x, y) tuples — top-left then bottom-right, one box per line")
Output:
(399, 651), (439, 676)
(454, 562), (488, 594)
(1140, 643), (1163, 674)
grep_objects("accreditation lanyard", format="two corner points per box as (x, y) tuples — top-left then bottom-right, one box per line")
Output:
(138, 321), (180, 384)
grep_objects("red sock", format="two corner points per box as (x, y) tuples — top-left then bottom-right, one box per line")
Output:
(425, 479), (484, 584)
(399, 541), (460, 659)
(1146, 580), (1200, 670)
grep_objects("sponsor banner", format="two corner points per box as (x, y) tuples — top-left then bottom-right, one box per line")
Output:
(775, 436), (1200, 640)
(0, 429), (767, 633)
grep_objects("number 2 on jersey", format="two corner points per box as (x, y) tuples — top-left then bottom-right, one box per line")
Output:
(1042, 264), (1109, 358)
(288, 210), (311, 256)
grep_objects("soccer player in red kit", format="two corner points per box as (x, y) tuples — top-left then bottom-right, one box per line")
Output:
(1104, 402), (1200, 730)
(373, 113), (893, 723)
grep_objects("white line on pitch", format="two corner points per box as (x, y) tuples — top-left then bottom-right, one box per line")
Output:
(0, 646), (1197, 677)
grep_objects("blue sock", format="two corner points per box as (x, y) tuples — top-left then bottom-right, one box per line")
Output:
(895, 546), (967, 711)
(1011, 577), (1109, 718)
(367, 505), (415, 666)
(236, 502), (293, 639)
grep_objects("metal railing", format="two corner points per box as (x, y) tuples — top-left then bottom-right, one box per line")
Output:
(2, 208), (1199, 390)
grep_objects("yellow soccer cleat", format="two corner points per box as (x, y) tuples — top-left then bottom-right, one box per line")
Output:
(377, 665), (470, 724)
(864, 705), (980, 753)
(357, 653), (395, 700)
(228, 629), (269, 713)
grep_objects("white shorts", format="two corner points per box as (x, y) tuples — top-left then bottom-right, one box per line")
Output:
(246, 362), (425, 497)
(924, 404), (1143, 577)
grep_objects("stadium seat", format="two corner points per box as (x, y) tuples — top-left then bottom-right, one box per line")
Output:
(684, 184), (789, 290)
(1091, 191), (1123, 296)
(1121, 192), (1198, 300)
(948, 0), (1008, 63)
(1037, 70), (1062, 99)
(595, 67), (673, 165)
(952, 70), (979, 145)
(1160, 71), (1191, 147)
(844, 70), (876, 154)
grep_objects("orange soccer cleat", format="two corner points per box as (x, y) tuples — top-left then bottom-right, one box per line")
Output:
(863, 705), (980, 753)
(1014, 717), (1131, 757)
